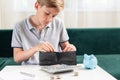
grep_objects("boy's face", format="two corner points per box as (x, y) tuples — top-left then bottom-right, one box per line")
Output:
(36, 3), (59, 27)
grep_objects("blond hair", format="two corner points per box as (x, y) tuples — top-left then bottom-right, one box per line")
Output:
(37, 0), (64, 11)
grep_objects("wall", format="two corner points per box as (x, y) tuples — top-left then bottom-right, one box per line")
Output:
(0, 0), (31, 29)
(0, 0), (120, 29)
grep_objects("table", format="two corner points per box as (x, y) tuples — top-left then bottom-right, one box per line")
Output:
(0, 64), (117, 80)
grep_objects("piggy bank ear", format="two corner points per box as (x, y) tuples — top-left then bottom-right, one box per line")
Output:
(84, 54), (87, 57)
(91, 54), (94, 57)
(91, 54), (97, 60)
(84, 54), (88, 59)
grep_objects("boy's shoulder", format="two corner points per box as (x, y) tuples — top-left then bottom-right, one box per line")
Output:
(13, 18), (28, 30)
(15, 18), (27, 26)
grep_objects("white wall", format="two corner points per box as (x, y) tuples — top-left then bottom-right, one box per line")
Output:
(0, 0), (31, 29)
(0, 0), (120, 29)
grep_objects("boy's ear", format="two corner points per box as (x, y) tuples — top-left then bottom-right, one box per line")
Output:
(34, 2), (39, 10)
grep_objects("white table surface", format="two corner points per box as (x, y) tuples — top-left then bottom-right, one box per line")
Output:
(0, 64), (117, 80)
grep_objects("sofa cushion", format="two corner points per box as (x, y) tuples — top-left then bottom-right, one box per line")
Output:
(0, 57), (20, 71)
(96, 54), (120, 79)
(67, 28), (120, 55)
(76, 54), (120, 79)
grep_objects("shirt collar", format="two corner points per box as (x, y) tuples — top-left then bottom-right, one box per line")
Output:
(27, 17), (33, 30)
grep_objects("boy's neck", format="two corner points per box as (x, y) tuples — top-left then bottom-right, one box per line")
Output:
(29, 15), (44, 31)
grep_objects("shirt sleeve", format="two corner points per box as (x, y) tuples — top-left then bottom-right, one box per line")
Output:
(11, 24), (22, 48)
(59, 21), (69, 42)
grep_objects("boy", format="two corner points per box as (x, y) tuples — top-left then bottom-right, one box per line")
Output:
(11, 0), (76, 65)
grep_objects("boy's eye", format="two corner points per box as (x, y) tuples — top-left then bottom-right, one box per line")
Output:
(52, 15), (57, 18)
(45, 12), (50, 15)
(52, 15), (55, 17)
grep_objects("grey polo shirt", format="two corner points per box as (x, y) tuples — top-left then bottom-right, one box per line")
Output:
(11, 16), (69, 65)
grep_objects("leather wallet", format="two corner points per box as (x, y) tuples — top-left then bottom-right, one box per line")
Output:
(39, 51), (76, 65)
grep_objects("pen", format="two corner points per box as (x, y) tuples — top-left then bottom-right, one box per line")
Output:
(20, 71), (35, 77)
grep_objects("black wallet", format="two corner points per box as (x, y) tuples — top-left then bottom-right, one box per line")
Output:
(39, 51), (76, 65)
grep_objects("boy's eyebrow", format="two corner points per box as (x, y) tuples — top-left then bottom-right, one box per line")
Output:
(43, 8), (59, 16)
(44, 10), (57, 16)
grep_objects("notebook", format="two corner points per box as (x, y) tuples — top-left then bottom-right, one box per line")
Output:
(39, 51), (76, 65)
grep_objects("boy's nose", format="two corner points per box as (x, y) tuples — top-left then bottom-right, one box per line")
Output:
(47, 15), (53, 22)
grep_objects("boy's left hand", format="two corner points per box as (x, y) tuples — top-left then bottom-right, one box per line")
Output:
(62, 44), (76, 52)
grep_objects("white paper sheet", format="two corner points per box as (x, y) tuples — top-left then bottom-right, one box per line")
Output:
(0, 71), (34, 80)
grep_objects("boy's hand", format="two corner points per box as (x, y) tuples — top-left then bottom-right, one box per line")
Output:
(36, 41), (55, 52)
(62, 44), (76, 52)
